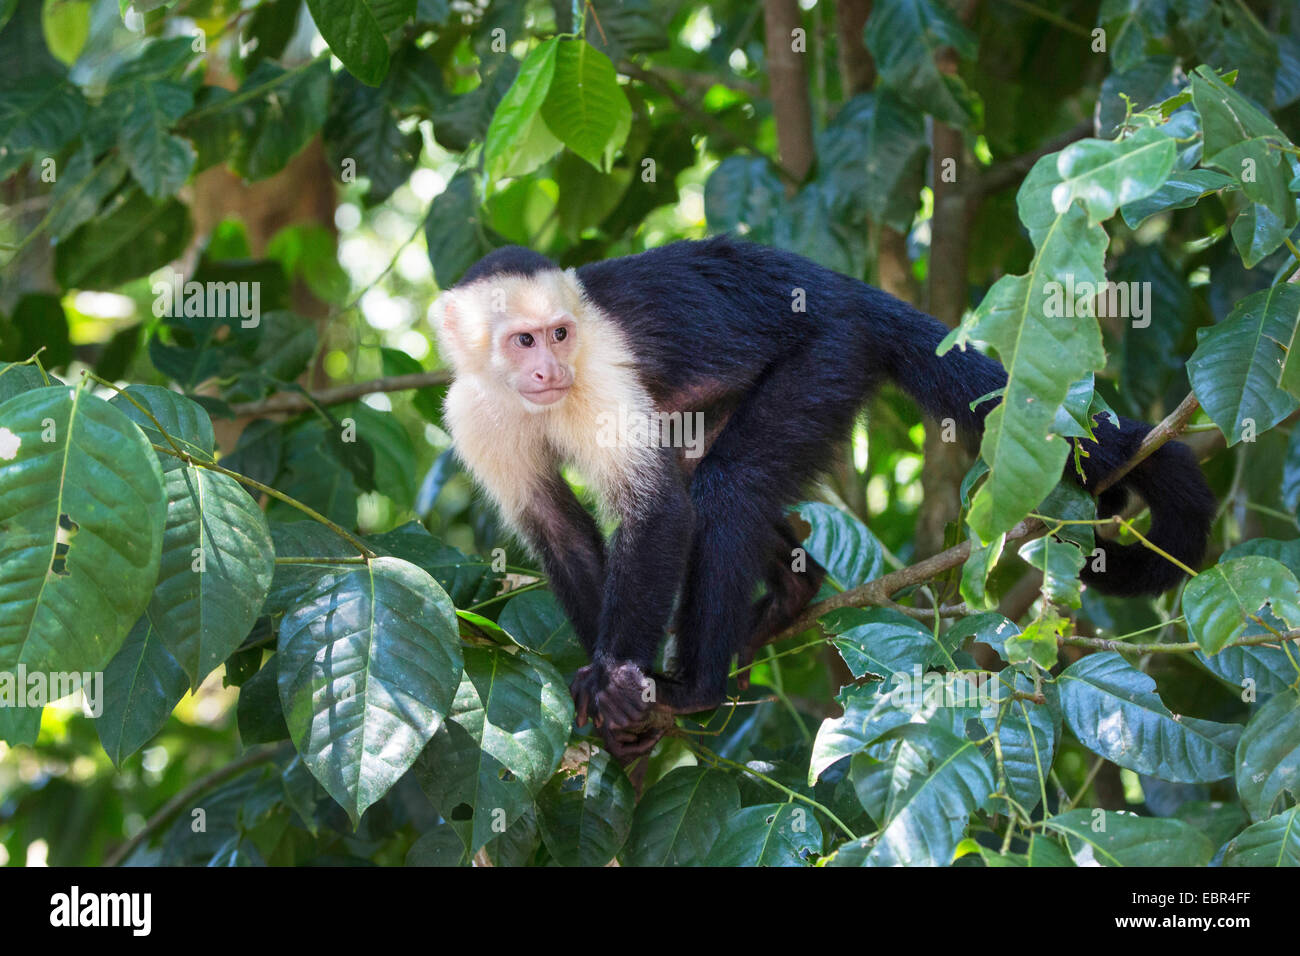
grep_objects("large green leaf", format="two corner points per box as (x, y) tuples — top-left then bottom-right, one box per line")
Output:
(485, 37), (562, 179)
(324, 70), (422, 206)
(425, 170), (500, 288)
(1044, 809), (1215, 866)
(304, 0), (413, 85)
(704, 803), (823, 866)
(111, 387), (274, 688)
(1188, 284), (1300, 445)
(535, 748), (635, 866)
(0, 386), (164, 673)
(539, 38), (630, 172)
(622, 767), (740, 866)
(1058, 652), (1242, 783)
(1236, 689), (1300, 822)
(95, 616), (188, 766)
(864, 0), (981, 129)
(846, 723), (994, 866)
(278, 555), (462, 824)
(232, 60), (332, 181)
(1184, 556), (1300, 655)
(1221, 806), (1300, 866)
(414, 645), (571, 853)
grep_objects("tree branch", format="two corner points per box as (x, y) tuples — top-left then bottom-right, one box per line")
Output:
(229, 369), (451, 417)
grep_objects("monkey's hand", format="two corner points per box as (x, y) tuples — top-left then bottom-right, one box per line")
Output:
(570, 660), (667, 759)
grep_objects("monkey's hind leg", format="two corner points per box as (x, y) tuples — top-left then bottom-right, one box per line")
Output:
(736, 522), (827, 690)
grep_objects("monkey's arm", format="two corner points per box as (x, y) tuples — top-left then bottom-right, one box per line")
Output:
(518, 472), (607, 655)
(570, 452), (693, 749)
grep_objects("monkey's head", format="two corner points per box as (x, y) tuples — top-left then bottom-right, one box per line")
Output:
(433, 247), (584, 412)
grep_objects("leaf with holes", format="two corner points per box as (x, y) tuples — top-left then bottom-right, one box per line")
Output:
(414, 645), (571, 852)
(535, 748), (636, 866)
(0, 386), (164, 674)
(704, 803), (823, 866)
(622, 767), (739, 866)
(278, 556), (462, 825)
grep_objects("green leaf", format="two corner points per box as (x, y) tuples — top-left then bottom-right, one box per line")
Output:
(793, 501), (884, 588)
(368, 522), (500, 607)
(0, 363), (48, 403)
(535, 748), (636, 866)
(980, 670), (1058, 814)
(497, 589), (586, 673)
(822, 606), (956, 680)
(1058, 652), (1242, 783)
(110, 387), (274, 688)
(945, 153), (1109, 539)
(485, 38), (562, 179)
(233, 60), (331, 181)
(1045, 808), (1215, 866)
(96, 616), (188, 766)
(1016, 535), (1085, 608)
(44, 143), (129, 241)
(539, 38), (631, 172)
(323, 70), (421, 206)
(1221, 806), (1300, 866)
(622, 767), (739, 866)
(0, 386), (165, 673)
(54, 189), (191, 290)
(1047, 128), (1176, 224)
(414, 646), (571, 853)
(1184, 556), (1300, 655)
(704, 156), (784, 242)
(406, 824), (471, 866)
(1236, 689), (1300, 822)
(704, 803), (822, 866)
(0, 82), (86, 153)
(278, 556), (462, 825)
(1188, 284), (1300, 445)
(41, 0), (90, 65)
(304, 0), (413, 85)
(236, 655), (289, 745)
(865, 0), (981, 129)
(1120, 168), (1236, 227)
(1192, 66), (1297, 226)
(846, 723), (994, 866)
(425, 170), (500, 288)
(110, 81), (195, 199)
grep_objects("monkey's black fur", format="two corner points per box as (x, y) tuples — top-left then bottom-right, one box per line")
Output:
(460, 237), (1216, 732)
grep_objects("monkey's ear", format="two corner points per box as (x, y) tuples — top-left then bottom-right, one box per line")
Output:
(432, 291), (461, 348)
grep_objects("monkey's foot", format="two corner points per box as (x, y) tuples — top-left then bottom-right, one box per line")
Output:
(569, 661), (673, 761)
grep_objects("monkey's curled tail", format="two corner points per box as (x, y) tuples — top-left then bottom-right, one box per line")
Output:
(874, 294), (1215, 597)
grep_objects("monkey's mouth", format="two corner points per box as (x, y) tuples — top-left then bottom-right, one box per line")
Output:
(521, 385), (571, 406)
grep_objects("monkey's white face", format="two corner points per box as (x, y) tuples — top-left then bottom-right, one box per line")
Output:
(497, 314), (578, 410)
(435, 269), (586, 413)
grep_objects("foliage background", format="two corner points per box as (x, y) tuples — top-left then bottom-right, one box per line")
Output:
(1, 0), (1299, 867)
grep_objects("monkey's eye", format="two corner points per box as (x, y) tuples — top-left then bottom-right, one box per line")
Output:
(553, 327), (567, 342)
(516, 333), (535, 348)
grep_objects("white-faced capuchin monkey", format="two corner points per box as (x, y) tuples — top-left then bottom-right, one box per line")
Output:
(433, 236), (1215, 758)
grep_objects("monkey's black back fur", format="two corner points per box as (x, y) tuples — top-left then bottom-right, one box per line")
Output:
(460, 237), (1215, 729)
